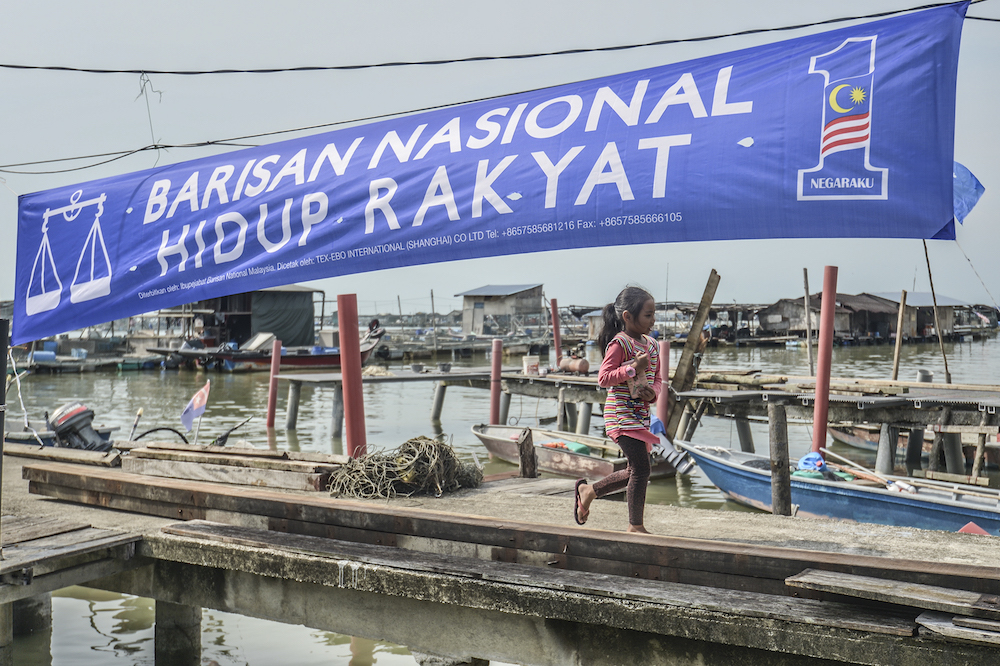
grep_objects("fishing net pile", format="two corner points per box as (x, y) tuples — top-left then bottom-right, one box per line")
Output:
(328, 436), (482, 499)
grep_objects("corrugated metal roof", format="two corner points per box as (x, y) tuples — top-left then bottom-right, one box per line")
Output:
(835, 293), (899, 315)
(455, 284), (543, 297)
(869, 292), (968, 307)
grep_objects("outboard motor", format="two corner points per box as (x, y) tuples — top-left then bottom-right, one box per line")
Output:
(50, 402), (112, 452)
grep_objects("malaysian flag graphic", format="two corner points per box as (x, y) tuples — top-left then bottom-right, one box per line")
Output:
(820, 75), (873, 157)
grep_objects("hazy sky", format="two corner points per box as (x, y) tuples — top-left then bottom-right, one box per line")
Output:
(2, 1), (998, 316)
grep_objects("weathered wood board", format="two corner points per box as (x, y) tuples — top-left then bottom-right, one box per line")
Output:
(129, 447), (340, 473)
(786, 569), (1000, 620)
(917, 611), (1000, 645)
(121, 457), (330, 491)
(3, 442), (120, 466)
(953, 615), (1000, 633)
(162, 520), (917, 637)
(141, 441), (349, 465)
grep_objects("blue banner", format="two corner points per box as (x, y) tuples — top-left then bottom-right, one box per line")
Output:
(14, 4), (967, 343)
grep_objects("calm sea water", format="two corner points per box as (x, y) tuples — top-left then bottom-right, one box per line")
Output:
(10, 336), (999, 664)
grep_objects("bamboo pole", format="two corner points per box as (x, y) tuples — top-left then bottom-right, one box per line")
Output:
(891, 290), (907, 381)
(803, 268), (814, 376)
(923, 240), (951, 383)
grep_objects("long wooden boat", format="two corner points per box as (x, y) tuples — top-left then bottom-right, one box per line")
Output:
(828, 424), (999, 467)
(150, 329), (384, 371)
(677, 441), (1000, 534)
(472, 424), (675, 481)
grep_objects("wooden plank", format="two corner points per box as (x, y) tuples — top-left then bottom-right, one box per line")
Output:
(3, 442), (120, 467)
(0, 529), (139, 575)
(786, 569), (1000, 620)
(910, 469), (992, 487)
(160, 520), (916, 637)
(121, 457), (329, 491)
(143, 441), (290, 458)
(140, 441), (349, 464)
(917, 611), (1000, 645)
(1, 517), (91, 545)
(22, 462), (1000, 597)
(954, 615), (1000, 632)
(128, 447), (340, 473)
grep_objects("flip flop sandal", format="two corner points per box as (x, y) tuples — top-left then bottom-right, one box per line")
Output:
(574, 479), (588, 525)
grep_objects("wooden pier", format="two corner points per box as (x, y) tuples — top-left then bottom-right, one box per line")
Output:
(10, 455), (1000, 664)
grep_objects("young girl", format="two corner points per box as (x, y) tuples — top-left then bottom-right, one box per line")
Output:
(575, 286), (660, 533)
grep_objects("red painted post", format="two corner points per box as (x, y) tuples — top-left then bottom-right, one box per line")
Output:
(490, 338), (503, 424)
(811, 266), (838, 454)
(656, 340), (670, 426)
(550, 298), (562, 365)
(338, 294), (367, 457)
(265, 338), (283, 428)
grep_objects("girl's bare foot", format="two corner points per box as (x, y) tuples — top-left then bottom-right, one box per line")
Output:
(627, 525), (650, 534)
(578, 483), (596, 522)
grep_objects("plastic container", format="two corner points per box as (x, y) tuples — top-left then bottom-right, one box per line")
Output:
(522, 355), (540, 375)
(71, 348), (88, 359)
(31, 351), (56, 363)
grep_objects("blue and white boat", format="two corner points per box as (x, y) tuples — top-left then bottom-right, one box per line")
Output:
(677, 441), (1000, 534)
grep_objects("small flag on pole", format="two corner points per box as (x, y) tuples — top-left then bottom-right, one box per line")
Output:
(181, 380), (211, 432)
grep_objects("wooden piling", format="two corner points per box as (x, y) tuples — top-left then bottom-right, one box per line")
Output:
(666, 270), (720, 440)
(891, 290), (907, 381)
(929, 408), (950, 473)
(517, 428), (537, 478)
(576, 403), (593, 435)
(875, 423), (897, 475)
(735, 418), (755, 454)
(284, 380), (301, 430)
(499, 392), (511, 426)
(803, 268), (814, 376)
(550, 298), (562, 365)
(905, 428), (925, 475)
(265, 338), (283, 428)
(489, 339), (502, 424)
(557, 387), (567, 431)
(331, 382), (344, 440)
(338, 294), (367, 458)
(430, 383), (447, 422)
(971, 413), (990, 483)
(768, 402), (792, 517)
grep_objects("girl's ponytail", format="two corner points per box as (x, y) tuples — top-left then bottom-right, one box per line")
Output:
(597, 302), (623, 353)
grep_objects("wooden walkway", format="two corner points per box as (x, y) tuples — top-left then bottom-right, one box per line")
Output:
(0, 515), (141, 604)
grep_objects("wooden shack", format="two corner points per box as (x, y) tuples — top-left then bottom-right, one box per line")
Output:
(871, 292), (963, 338)
(756, 297), (850, 336)
(455, 284), (545, 336)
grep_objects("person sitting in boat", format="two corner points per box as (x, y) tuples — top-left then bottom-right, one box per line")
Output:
(575, 286), (660, 534)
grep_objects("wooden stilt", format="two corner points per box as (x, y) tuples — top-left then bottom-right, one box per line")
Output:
(905, 428), (925, 475)
(735, 418), (755, 454)
(430, 383), (447, 422)
(331, 382), (345, 440)
(576, 403), (593, 435)
(891, 290), (908, 381)
(285, 381), (302, 430)
(875, 423), (897, 475)
(769, 402), (792, 517)
(517, 428), (537, 478)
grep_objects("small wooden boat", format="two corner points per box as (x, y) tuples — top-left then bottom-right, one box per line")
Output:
(678, 441), (1000, 534)
(472, 424), (675, 481)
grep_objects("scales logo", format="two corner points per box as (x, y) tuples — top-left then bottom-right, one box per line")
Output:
(26, 190), (113, 316)
(797, 36), (888, 200)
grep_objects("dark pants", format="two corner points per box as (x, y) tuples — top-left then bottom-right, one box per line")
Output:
(591, 435), (650, 526)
